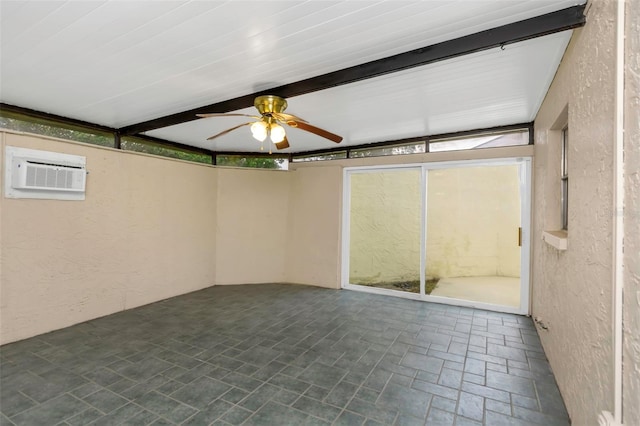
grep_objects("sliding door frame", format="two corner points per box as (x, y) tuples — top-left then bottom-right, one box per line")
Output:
(341, 157), (532, 315)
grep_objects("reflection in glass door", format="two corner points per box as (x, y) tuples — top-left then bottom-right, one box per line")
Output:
(347, 168), (422, 295)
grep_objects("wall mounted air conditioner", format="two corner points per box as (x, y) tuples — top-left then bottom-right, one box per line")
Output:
(4, 146), (87, 200)
(12, 159), (86, 192)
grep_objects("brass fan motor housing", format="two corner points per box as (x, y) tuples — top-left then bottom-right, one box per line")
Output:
(254, 95), (288, 115)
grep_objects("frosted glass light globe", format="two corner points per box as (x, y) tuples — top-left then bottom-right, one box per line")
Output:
(270, 123), (286, 143)
(250, 121), (268, 142)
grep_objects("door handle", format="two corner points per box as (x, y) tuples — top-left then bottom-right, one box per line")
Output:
(518, 227), (522, 247)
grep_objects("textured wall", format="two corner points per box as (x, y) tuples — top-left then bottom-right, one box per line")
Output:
(215, 168), (290, 285)
(623, 0), (640, 423)
(285, 145), (534, 290)
(426, 165), (520, 279)
(0, 132), (538, 346)
(349, 169), (422, 284)
(347, 165), (520, 284)
(532, 1), (617, 424)
(0, 132), (218, 345)
(285, 165), (342, 288)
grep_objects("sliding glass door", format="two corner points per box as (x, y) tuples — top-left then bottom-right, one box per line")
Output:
(342, 158), (531, 314)
(347, 168), (422, 296)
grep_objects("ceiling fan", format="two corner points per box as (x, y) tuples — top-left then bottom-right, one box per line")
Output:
(197, 95), (343, 152)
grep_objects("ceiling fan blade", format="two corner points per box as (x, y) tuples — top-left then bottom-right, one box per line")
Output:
(206, 122), (252, 140)
(197, 113), (260, 119)
(275, 137), (290, 150)
(272, 112), (308, 123)
(287, 120), (343, 143)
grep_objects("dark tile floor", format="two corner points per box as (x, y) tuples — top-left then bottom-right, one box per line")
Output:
(0, 284), (570, 425)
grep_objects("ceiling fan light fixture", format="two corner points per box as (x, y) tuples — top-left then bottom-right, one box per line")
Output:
(270, 123), (286, 143)
(202, 95), (342, 149)
(250, 121), (268, 142)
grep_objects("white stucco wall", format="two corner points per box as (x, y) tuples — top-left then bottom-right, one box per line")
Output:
(532, 1), (617, 424)
(623, 0), (640, 423)
(0, 131), (218, 344)
(215, 167), (290, 285)
(0, 132), (347, 343)
(285, 165), (343, 289)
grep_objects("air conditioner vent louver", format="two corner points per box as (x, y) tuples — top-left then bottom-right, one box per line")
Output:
(16, 160), (86, 192)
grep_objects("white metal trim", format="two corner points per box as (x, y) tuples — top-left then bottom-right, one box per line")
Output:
(420, 166), (428, 296)
(519, 158), (533, 315)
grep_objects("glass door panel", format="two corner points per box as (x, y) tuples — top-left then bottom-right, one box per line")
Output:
(425, 165), (521, 307)
(348, 169), (422, 294)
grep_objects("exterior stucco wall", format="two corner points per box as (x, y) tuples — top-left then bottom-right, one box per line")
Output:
(532, 1), (616, 424)
(0, 132), (218, 345)
(215, 168), (290, 285)
(426, 165), (521, 279)
(623, 0), (640, 423)
(347, 165), (520, 284)
(349, 170), (422, 284)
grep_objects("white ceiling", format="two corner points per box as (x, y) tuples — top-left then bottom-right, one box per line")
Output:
(0, 1), (583, 153)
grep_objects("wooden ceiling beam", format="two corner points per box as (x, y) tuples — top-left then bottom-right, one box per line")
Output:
(120, 5), (585, 136)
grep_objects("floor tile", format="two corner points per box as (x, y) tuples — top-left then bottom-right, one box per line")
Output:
(220, 371), (263, 392)
(0, 391), (36, 418)
(512, 405), (570, 425)
(346, 398), (398, 424)
(484, 410), (533, 426)
(244, 401), (309, 425)
(298, 362), (347, 389)
(11, 394), (89, 425)
(221, 387), (250, 404)
(426, 407), (455, 425)
(181, 399), (234, 425)
(0, 284), (570, 426)
(457, 391), (484, 422)
(220, 405), (253, 425)
(119, 409), (159, 425)
(65, 407), (103, 426)
(135, 391), (198, 423)
(334, 410), (366, 426)
(171, 376), (231, 409)
(485, 370), (536, 398)
(239, 383), (281, 412)
(394, 413), (426, 426)
(82, 389), (129, 414)
(325, 381), (359, 408)
(85, 403), (144, 426)
(377, 382), (431, 419)
(485, 398), (512, 416)
(292, 395), (342, 421)
(401, 352), (444, 375)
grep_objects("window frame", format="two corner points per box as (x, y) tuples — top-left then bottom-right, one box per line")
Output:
(560, 126), (569, 230)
